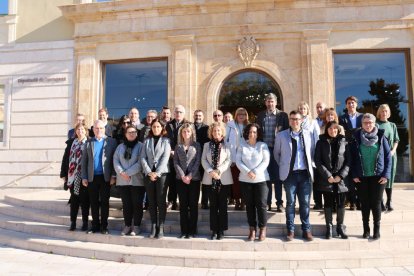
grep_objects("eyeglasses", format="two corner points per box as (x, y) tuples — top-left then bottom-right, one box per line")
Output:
(127, 131), (137, 134)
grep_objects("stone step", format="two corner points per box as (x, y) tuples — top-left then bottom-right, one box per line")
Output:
(0, 202), (411, 238)
(4, 192), (414, 224)
(0, 212), (413, 253)
(0, 226), (413, 270)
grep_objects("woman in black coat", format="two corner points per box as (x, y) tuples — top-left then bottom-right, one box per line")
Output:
(315, 121), (350, 239)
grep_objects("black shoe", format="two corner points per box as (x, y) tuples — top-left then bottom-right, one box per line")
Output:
(349, 204), (356, 211)
(171, 202), (178, 210)
(69, 222), (76, 231)
(313, 204), (323, 210)
(101, 228), (109, 235)
(81, 222), (88, 231)
(178, 233), (186, 239)
(362, 231), (370, 239)
(185, 234), (191, 239)
(87, 227), (99, 234)
(210, 231), (217, 240)
(216, 231), (223, 240)
(276, 205), (284, 213)
(373, 232), (380, 240)
(201, 204), (209, 210)
(381, 201), (386, 212)
(267, 205), (272, 212)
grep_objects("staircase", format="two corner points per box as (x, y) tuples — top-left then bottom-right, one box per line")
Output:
(0, 189), (413, 269)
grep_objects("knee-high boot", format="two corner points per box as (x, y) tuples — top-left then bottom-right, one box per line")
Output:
(385, 188), (393, 211)
(361, 205), (370, 238)
(324, 207), (333, 239)
(336, 208), (348, 239)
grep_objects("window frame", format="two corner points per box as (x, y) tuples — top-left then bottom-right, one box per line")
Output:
(0, 77), (12, 149)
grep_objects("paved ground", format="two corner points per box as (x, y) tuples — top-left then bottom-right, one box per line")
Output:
(0, 245), (413, 276)
(1, 186), (414, 275)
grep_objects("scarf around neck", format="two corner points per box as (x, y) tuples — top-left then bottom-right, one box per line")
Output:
(360, 127), (379, 147)
(124, 137), (138, 160)
(210, 139), (223, 191)
(68, 138), (86, 195)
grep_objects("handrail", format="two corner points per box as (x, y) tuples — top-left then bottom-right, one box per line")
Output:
(0, 162), (55, 189)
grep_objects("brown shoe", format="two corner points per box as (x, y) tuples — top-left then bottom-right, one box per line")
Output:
(302, 231), (313, 241)
(286, 231), (294, 241)
(258, 227), (266, 241)
(248, 227), (256, 241)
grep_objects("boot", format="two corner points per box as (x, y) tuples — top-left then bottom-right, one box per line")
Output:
(373, 222), (380, 240)
(381, 201), (386, 212)
(157, 224), (164, 239)
(69, 221), (76, 231)
(386, 188), (393, 211)
(81, 220), (88, 231)
(258, 227), (266, 241)
(363, 223), (370, 239)
(248, 226), (256, 241)
(149, 223), (157, 239)
(336, 208), (348, 239)
(324, 207), (333, 239)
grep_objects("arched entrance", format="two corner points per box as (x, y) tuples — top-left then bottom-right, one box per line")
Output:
(218, 70), (283, 121)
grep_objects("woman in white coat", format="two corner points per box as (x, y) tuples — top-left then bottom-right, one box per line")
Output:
(202, 122), (233, 240)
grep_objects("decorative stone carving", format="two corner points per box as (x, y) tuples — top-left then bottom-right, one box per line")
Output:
(237, 36), (259, 67)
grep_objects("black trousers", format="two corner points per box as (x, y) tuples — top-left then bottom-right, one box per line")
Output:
(357, 176), (386, 228)
(313, 168), (323, 206)
(144, 175), (168, 225)
(167, 160), (177, 203)
(69, 184), (90, 223)
(177, 180), (200, 235)
(118, 185), (145, 227)
(88, 175), (111, 230)
(207, 184), (231, 232)
(323, 191), (346, 209)
(240, 181), (268, 229)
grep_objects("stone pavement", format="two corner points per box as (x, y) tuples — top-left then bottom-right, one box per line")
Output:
(0, 245), (413, 276)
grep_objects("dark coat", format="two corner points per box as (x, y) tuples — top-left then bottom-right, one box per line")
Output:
(194, 123), (210, 148)
(339, 112), (363, 140)
(350, 128), (392, 179)
(314, 134), (350, 193)
(255, 109), (289, 145)
(60, 138), (75, 179)
(166, 119), (190, 150)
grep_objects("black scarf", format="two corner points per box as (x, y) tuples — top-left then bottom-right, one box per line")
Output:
(123, 137), (138, 160)
(209, 139), (223, 192)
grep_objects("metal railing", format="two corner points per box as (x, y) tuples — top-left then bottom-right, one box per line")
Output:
(0, 162), (56, 189)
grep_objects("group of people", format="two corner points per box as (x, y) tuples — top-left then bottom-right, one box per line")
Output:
(60, 93), (398, 242)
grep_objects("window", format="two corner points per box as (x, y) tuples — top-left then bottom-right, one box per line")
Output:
(0, 1), (7, 15)
(219, 70), (283, 121)
(334, 51), (412, 181)
(0, 85), (4, 142)
(103, 60), (168, 122)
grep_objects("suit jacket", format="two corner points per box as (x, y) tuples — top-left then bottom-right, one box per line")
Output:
(273, 128), (315, 182)
(201, 141), (233, 185)
(81, 136), (117, 182)
(89, 123), (115, 138)
(194, 122), (210, 147)
(166, 119), (190, 150)
(339, 112), (363, 139)
(140, 136), (171, 177)
(173, 142), (202, 181)
(255, 109), (289, 147)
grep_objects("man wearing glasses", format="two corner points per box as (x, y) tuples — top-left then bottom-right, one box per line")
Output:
(255, 93), (289, 212)
(166, 105), (190, 210)
(274, 110), (315, 241)
(212, 110), (224, 123)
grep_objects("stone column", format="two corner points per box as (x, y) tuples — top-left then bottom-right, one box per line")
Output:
(167, 35), (196, 116)
(74, 43), (99, 126)
(302, 29), (332, 116)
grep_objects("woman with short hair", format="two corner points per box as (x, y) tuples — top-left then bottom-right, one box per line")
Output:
(173, 123), (202, 238)
(236, 123), (270, 241)
(113, 125), (144, 236)
(202, 122), (233, 240)
(140, 118), (171, 239)
(351, 113), (391, 240)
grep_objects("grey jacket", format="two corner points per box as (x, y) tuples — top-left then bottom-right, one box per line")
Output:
(140, 137), (171, 177)
(201, 142), (233, 185)
(113, 142), (144, 187)
(173, 142), (202, 181)
(273, 128), (315, 182)
(81, 137), (117, 182)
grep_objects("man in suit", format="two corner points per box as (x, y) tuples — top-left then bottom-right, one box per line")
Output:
(82, 120), (117, 234)
(255, 93), (289, 212)
(193, 109), (210, 209)
(339, 96), (363, 210)
(89, 107), (114, 138)
(139, 110), (158, 142)
(166, 105), (190, 210)
(274, 110), (316, 241)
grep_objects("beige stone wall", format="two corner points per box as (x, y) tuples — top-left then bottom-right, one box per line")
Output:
(16, 0), (74, 43)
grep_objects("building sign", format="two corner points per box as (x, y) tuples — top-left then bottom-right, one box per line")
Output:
(14, 74), (70, 86)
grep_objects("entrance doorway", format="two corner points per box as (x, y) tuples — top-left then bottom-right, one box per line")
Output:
(218, 70), (283, 122)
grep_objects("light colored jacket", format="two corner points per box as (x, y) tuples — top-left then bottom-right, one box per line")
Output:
(113, 142), (144, 186)
(236, 140), (270, 183)
(273, 128), (315, 182)
(225, 120), (244, 162)
(173, 142), (202, 181)
(201, 141), (233, 185)
(81, 137), (117, 182)
(140, 137), (171, 177)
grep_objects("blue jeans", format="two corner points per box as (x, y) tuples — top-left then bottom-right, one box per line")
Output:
(267, 147), (283, 206)
(284, 170), (312, 232)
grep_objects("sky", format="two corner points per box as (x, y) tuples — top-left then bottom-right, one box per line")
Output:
(0, 0), (8, 15)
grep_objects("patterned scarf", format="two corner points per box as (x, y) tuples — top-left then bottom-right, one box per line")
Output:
(209, 139), (223, 192)
(68, 138), (86, 195)
(360, 127), (378, 147)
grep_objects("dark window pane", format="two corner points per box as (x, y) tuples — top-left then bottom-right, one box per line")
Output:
(334, 52), (412, 181)
(104, 60), (168, 122)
